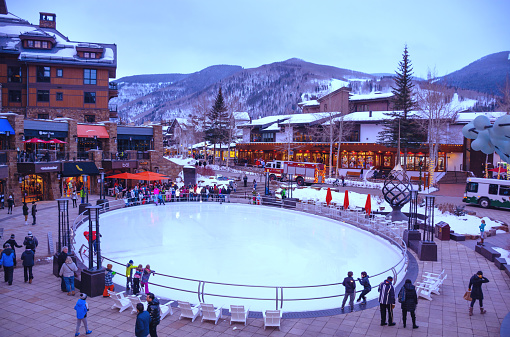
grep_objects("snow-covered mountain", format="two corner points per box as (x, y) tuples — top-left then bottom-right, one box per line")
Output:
(112, 54), (507, 124)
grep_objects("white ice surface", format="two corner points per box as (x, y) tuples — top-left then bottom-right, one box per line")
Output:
(75, 203), (406, 312)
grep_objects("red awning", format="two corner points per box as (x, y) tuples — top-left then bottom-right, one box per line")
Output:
(77, 125), (109, 138)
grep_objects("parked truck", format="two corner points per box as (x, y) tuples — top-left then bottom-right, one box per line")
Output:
(264, 160), (326, 186)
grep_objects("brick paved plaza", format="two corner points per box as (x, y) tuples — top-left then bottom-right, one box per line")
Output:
(1, 185), (510, 337)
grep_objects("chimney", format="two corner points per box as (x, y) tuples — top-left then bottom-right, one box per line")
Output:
(0, 0), (7, 15)
(39, 12), (56, 29)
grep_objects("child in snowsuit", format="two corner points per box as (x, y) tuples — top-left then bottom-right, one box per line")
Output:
(141, 264), (155, 294)
(102, 264), (116, 297)
(133, 264), (143, 295)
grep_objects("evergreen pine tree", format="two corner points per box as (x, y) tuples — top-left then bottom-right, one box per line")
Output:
(204, 87), (230, 162)
(378, 45), (419, 165)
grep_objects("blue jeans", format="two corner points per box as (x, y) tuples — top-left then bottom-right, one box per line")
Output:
(64, 276), (75, 292)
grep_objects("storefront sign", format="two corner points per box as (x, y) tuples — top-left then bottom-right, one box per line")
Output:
(62, 162), (99, 177)
(112, 160), (138, 169)
(35, 164), (61, 173)
(139, 161), (149, 165)
(17, 162), (62, 174)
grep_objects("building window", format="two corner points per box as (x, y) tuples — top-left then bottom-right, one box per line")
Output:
(38, 114), (49, 119)
(84, 52), (89, 58)
(34, 40), (41, 48)
(56, 92), (63, 101)
(90, 52), (96, 58)
(8, 90), (22, 102)
(262, 133), (275, 142)
(36, 66), (51, 82)
(8, 66), (22, 82)
(27, 40), (34, 47)
(84, 92), (96, 104)
(84, 69), (97, 84)
(84, 115), (96, 123)
(42, 41), (48, 48)
(37, 90), (50, 102)
(56, 69), (63, 77)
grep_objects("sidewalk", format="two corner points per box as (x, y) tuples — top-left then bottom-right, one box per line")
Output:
(1, 196), (509, 336)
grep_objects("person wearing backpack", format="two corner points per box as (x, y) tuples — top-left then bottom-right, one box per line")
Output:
(23, 231), (38, 254)
(398, 279), (418, 329)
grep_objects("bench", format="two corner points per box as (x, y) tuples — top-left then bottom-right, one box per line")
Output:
(478, 243), (501, 262)
(495, 257), (507, 270)
(346, 171), (361, 178)
(450, 232), (465, 241)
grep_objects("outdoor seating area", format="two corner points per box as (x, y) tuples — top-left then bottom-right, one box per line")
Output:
(415, 269), (448, 301)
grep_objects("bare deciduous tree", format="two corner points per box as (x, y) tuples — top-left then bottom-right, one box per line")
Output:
(417, 72), (460, 186)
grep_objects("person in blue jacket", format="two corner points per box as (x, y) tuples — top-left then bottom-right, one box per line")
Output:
(74, 293), (92, 336)
(135, 303), (150, 337)
(0, 243), (15, 285)
(357, 271), (372, 305)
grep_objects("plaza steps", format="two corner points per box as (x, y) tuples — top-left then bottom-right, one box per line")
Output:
(437, 171), (469, 184)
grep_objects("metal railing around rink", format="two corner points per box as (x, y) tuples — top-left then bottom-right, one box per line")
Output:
(72, 194), (408, 311)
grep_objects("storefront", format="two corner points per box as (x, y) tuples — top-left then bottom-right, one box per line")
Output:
(0, 118), (15, 150)
(17, 162), (61, 201)
(24, 120), (68, 160)
(77, 125), (109, 155)
(61, 162), (100, 196)
(117, 126), (153, 152)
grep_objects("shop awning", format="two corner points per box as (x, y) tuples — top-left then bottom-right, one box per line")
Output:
(62, 162), (100, 177)
(0, 119), (15, 135)
(77, 125), (109, 138)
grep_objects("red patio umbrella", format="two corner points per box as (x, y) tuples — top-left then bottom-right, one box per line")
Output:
(365, 194), (372, 216)
(107, 172), (140, 180)
(47, 139), (67, 144)
(135, 171), (169, 181)
(22, 138), (47, 143)
(326, 187), (332, 206)
(343, 190), (349, 210)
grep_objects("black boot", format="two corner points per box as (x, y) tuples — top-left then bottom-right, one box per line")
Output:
(412, 316), (418, 329)
(403, 317), (406, 328)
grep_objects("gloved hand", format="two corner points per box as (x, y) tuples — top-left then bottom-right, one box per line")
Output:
(112, 271), (116, 276)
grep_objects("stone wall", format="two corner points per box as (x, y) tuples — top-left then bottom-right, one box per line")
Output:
(6, 107), (110, 123)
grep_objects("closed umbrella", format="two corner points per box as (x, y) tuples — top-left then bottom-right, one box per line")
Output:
(326, 187), (332, 206)
(343, 190), (349, 210)
(365, 194), (372, 216)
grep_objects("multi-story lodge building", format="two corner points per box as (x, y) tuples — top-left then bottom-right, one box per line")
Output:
(0, 1), (182, 203)
(238, 87), (495, 178)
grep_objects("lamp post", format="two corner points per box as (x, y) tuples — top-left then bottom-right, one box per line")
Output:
(86, 205), (102, 270)
(83, 174), (89, 204)
(419, 157), (423, 192)
(56, 198), (70, 253)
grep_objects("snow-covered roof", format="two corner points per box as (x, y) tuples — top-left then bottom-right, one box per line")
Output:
(349, 92), (394, 101)
(298, 100), (319, 107)
(244, 112), (335, 128)
(233, 111), (250, 121)
(191, 141), (237, 149)
(0, 16), (116, 67)
(261, 122), (280, 132)
(456, 111), (506, 123)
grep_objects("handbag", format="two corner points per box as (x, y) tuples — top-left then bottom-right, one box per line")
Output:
(463, 291), (472, 301)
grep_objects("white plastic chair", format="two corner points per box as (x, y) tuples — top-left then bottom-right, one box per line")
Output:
(201, 303), (223, 324)
(229, 305), (250, 326)
(178, 301), (201, 322)
(263, 310), (282, 330)
(160, 301), (173, 320)
(108, 290), (131, 313)
(127, 295), (147, 314)
(422, 269), (445, 282)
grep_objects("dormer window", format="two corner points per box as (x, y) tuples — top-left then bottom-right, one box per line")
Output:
(27, 40), (34, 48)
(23, 39), (53, 49)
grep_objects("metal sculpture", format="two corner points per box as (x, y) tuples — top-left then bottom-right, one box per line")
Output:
(382, 164), (412, 221)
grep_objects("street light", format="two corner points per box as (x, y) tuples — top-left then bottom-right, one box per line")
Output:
(419, 156), (424, 192)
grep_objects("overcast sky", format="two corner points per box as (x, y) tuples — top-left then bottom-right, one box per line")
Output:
(8, 0), (510, 80)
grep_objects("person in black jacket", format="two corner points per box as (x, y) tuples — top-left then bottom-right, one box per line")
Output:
(357, 271), (371, 305)
(22, 202), (29, 224)
(57, 246), (69, 292)
(21, 248), (35, 283)
(468, 271), (490, 316)
(378, 276), (396, 326)
(146, 292), (160, 337)
(31, 201), (37, 225)
(23, 232), (38, 253)
(398, 279), (418, 328)
(4, 234), (22, 267)
(341, 271), (356, 312)
(7, 193), (14, 214)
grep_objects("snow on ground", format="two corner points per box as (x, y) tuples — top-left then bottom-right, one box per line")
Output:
(207, 164), (259, 176)
(493, 247), (510, 264)
(277, 185), (501, 236)
(164, 156), (196, 166)
(324, 177), (438, 194)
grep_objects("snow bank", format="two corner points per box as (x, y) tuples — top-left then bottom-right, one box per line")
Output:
(493, 247), (510, 264)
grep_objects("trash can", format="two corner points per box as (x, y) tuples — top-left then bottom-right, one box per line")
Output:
(78, 203), (91, 215)
(435, 221), (450, 241)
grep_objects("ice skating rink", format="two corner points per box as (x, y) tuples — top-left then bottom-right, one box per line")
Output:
(74, 202), (406, 312)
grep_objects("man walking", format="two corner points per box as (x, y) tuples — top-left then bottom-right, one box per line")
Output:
(23, 231), (39, 256)
(378, 276), (396, 326)
(21, 247), (35, 283)
(146, 292), (160, 337)
(31, 201), (37, 225)
(341, 271), (356, 312)
(135, 303), (150, 337)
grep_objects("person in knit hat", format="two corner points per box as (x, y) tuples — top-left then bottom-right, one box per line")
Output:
(103, 263), (116, 297)
(74, 293), (92, 336)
